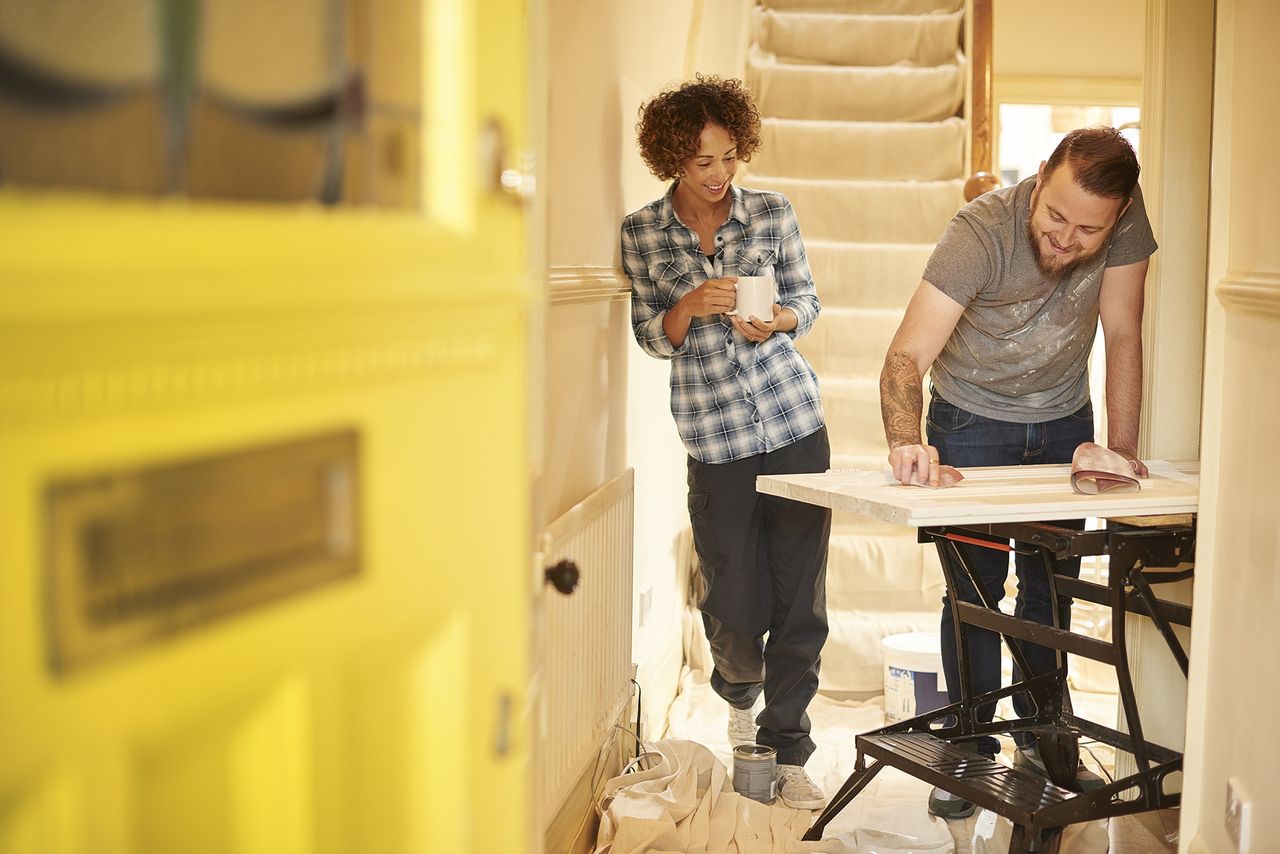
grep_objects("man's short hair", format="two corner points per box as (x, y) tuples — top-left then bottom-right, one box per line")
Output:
(1044, 127), (1140, 199)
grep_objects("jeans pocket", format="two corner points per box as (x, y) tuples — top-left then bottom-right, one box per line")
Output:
(687, 490), (710, 517)
(926, 396), (977, 434)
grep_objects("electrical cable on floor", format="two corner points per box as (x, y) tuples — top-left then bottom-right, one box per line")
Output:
(1078, 741), (1115, 783)
(630, 677), (643, 760)
(565, 725), (624, 853)
(566, 723), (656, 852)
(565, 678), (652, 854)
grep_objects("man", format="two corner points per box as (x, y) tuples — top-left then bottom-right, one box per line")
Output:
(878, 127), (1157, 819)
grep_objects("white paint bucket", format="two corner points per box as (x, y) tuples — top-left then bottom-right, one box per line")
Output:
(882, 632), (949, 724)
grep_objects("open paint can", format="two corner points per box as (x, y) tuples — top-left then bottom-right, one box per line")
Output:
(732, 744), (777, 804)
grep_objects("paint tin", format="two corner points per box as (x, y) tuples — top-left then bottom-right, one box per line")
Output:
(732, 744), (777, 804)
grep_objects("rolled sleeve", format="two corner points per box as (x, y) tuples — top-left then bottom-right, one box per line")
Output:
(622, 220), (686, 359)
(773, 198), (820, 339)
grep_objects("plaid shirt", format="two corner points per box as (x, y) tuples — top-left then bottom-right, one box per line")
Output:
(622, 183), (825, 464)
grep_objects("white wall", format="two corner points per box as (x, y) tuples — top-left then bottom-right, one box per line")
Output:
(542, 0), (753, 738)
(1180, 0), (1280, 850)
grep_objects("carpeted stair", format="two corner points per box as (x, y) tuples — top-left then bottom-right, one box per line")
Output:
(746, 0), (969, 695)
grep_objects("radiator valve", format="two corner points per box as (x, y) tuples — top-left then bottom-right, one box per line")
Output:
(544, 559), (580, 595)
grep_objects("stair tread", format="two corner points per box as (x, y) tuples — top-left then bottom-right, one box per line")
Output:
(755, 53), (963, 72)
(814, 305), (904, 320)
(764, 116), (964, 129)
(807, 239), (938, 250)
(761, 8), (963, 22)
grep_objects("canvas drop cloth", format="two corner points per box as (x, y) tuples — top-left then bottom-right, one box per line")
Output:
(593, 740), (843, 854)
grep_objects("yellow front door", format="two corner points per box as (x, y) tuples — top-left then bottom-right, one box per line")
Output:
(0, 1), (531, 852)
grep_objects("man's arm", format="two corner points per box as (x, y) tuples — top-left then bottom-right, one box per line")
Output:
(880, 280), (967, 486)
(1098, 258), (1150, 477)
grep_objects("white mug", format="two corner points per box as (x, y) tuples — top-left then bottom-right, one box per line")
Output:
(730, 276), (776, 321)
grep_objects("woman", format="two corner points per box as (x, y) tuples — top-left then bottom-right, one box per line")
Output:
(621, 75), (831, 810)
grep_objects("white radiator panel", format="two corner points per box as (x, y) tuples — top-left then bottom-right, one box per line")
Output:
(534, 467), (635, 834)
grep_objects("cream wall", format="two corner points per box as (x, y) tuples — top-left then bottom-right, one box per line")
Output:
(1181, 0), (1280, 850)
(993, 0), (1146, 81)
(542, 0), (753, 737)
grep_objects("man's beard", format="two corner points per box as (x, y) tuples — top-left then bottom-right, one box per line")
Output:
(1026, 195), (1107, 278)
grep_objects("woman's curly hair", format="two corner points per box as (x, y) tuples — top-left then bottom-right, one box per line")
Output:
(635, 75), (762, 181)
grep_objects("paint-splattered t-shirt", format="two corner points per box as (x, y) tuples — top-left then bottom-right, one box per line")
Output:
(922, 176), (1157, 424)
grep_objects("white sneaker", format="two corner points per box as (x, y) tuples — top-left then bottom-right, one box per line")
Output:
(727, 701), (758, 747)
(777, 764), (827, 811)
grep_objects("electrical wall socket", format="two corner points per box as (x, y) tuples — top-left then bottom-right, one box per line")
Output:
(637, 587), (653, 627)
(1226, 776), (1253, 854)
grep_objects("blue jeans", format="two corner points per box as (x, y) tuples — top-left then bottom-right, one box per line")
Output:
(927, 393), (1094, 754)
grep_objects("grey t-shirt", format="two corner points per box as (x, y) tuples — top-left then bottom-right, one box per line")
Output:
(923, 176), (1158, 423)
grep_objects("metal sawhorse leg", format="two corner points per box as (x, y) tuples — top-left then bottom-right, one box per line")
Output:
(804, 518), (1195, 853)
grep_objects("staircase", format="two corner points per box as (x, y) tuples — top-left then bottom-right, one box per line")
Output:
(746, 0), (969, 694)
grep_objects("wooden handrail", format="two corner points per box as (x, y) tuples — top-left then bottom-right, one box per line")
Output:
(965, 0), (999, 201)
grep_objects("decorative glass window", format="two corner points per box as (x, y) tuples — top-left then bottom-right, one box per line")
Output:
(0, 0), (421, 207)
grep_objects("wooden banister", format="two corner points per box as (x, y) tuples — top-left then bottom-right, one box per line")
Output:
(965, 0), (999, 201)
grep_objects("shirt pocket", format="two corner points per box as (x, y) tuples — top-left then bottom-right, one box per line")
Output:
(650, 256), (700, 303)
(734, 241), (778, 279)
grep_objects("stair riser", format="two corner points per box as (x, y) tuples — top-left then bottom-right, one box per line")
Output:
(806, 243), (934, 310)
(751, 119), (965, 182)
(819, 608), (945, 694)
(821, 384), (886, 450)
(749, 60), (964, 123)
(827, 532), (938, 598)
(831, 451), (891, 472)
(751, 178), (964, 244)
(755, 8), (963, 68)
(799, 315), (897, 378)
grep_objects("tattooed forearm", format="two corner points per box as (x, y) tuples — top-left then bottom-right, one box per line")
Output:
(880, 350), (924, 448)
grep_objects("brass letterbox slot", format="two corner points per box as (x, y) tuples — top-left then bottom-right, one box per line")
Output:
(45, 430), (360, 673)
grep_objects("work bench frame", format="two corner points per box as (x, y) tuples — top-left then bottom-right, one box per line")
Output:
(803, 518), (1195, 853)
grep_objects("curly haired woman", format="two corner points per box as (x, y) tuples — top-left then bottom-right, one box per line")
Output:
(621, 75), (830, 810)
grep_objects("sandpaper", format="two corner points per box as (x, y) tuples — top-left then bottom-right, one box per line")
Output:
(904, 464), (965, 489)
(1070, 443), (1141, 495)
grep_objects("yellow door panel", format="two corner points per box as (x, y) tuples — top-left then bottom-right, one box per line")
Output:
(0, 0), (530, 851)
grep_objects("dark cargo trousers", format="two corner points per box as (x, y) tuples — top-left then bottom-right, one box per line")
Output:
(686, 426), (831, 767)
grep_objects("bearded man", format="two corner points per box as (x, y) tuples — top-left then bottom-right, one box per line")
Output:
(877, 126), (1157, 819)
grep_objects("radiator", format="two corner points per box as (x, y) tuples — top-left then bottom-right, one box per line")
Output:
(534, 467), (635, 834)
